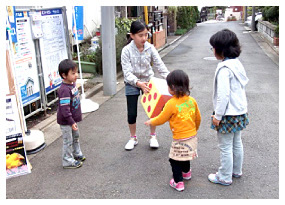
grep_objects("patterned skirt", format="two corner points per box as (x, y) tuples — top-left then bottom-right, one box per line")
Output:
(211, 113), (249, 134)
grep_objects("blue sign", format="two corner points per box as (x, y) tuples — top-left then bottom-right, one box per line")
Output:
(41, 9), (62, 16)
(72, 6), (84, 40)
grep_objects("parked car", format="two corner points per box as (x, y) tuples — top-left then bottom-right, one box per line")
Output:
(216, 14), (224, 21)
(246, 12), (262, 30)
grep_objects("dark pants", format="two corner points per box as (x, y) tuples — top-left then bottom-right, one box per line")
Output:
(126, 95), (140, 124)
(169, 158), (191, 183)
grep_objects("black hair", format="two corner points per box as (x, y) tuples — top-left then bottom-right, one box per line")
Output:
(166, 69), (190, 98)
(126, 20), (148, 44)
(209, 29), (241, 58)
(58, 59), (78, 79)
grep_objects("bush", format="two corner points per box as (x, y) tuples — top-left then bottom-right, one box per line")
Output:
(262, 6), (279, 24)
(175, 29), (187, 35)
(176, 6), (199, 30)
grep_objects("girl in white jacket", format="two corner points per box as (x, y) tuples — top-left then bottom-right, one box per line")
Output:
(208, 29), (249, 185)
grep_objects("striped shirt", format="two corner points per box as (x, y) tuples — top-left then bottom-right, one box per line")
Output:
(57, 82), (82, 125)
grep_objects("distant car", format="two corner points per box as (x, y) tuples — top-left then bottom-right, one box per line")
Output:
(246, 12), (262, 30)
(216, 14), (224, 21)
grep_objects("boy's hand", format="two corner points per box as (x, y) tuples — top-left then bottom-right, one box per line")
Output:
(144, 120), (151, 126)
(211, 115), (221, 126)
(72, 123), (78, 131)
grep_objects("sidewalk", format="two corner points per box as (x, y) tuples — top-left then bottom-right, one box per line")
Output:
(27, 33), (186, 160)
(244, 25), (279, 65)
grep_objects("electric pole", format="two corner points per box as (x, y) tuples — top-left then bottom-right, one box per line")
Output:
(251, 6), (256, 31)
(101, 6), (117, 96)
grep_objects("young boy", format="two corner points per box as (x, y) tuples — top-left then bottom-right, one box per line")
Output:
(57, 59), (86, 169)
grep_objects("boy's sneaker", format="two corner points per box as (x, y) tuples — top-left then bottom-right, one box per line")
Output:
(74, 155), (86, 162)
(63, 160), (83, 169)
(149, 135), (159, 148)
(182, 169), (192, 180)
(169, 178), (184, 192)
(125, 138), (138, 150)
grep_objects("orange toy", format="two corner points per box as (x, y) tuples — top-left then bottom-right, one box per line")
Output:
(141, 77), (172, 118)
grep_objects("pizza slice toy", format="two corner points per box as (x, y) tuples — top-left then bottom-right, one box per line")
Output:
(141, 77), (172, 118)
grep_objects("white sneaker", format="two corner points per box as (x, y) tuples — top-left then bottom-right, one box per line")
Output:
(149, 135), (159, 148)
(125, 138), (138, 150)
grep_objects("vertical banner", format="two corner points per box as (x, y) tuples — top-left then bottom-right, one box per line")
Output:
(72, 6), (84, 40)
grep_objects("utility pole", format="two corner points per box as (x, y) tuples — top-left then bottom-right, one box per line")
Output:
(251, 6), (256, 31)
(243, 6), (248, 23)
(101, 6), (117, 96)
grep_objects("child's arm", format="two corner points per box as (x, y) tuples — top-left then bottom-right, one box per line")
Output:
(195, 101), (202, 131)
(215, 68), (231, 120)
(150, 46), (169, 79)
(121, 47), (139, 87)
(58, 89), (75, 126)
(145, 100), (173, 127)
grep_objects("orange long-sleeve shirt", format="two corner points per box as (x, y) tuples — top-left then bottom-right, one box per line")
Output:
(150, 95), (201, 140)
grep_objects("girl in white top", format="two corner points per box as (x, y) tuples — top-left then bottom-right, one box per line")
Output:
(121, 20), (169, 150)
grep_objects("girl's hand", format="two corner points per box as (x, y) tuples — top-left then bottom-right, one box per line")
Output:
(144, 120), (151, 126)
(72, 123), (78, 131)
(137, 81), (150, 94)
(211, 115), (221, 126)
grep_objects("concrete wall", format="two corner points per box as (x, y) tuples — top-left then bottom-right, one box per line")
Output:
(257, 20), (277, 44)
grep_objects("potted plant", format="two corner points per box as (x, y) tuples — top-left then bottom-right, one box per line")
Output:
(73, 42), (97, 74)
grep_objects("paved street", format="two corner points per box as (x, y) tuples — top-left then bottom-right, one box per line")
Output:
(6, 21), (279, 199)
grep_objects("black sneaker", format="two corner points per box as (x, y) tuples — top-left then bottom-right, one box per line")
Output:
(74, 155), (86, 162)
(63, 160), (83, 169)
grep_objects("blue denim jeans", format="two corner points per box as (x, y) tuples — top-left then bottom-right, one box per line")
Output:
(60, 125), (83, 166)
(216, 131), (243, 184)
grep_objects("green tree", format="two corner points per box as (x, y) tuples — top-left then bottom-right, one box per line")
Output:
(262, 6), (279, 24)
(176, 6), (199, 30)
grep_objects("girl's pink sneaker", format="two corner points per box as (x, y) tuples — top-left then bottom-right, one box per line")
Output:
(169, 179), (184, 192)
(182, 169), (192, 180)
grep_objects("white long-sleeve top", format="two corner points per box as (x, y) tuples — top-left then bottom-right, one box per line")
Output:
(213, 58), (249, 120)
(121, 40), (169, 87)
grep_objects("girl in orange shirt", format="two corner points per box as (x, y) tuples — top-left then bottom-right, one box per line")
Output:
(145, 69), (201, 191)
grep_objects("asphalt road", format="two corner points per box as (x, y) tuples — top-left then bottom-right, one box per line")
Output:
(6, 21), (279, 199)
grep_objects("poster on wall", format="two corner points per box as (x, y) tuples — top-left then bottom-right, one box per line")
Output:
(13, 11), (40, 106)
(6, 95), (31, 179)
(39, 8), (68, 94)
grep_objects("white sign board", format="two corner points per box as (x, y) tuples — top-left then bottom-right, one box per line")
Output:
(14, 11), (40, 106)
(39, 9), (68, 94)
